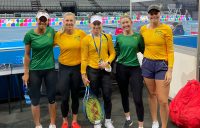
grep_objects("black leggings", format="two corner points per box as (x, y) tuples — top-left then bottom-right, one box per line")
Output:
(58, 63), (81, 118)
(116, 63), (144, 122)
(29, 69), (57, 106)
(87, 66), (112, 119)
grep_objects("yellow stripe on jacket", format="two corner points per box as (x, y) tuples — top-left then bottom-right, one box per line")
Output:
(54, 29), (86, 66)
(140, 24), (174, 68)
(81, 33), (116, 74)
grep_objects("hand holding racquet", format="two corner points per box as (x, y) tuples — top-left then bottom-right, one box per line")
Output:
(81, 74), (90, 86)
(82, 85), (104, 125)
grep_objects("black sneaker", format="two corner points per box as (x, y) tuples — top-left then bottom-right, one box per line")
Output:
(123, 120), (133, 128)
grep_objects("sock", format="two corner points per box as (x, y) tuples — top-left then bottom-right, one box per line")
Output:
(153, 121), (159, 124)
(105, 119), (111, 122)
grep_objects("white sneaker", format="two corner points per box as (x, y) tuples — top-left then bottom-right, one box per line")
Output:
(94, 120), (102, 128)
(35, 125), (42, 128)
(94, 123), (102, 128)
(104, 119), (115, 128)
(49, 124), (56, 128)
(152, 121), (159, 128)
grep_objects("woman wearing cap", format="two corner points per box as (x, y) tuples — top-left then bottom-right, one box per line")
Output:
(81, 15), (116, 128)
(140, 4), (174, 128)
(115, 15), (144, 128)
(22, 10), (57, 128)
(54, 12), (86, 128)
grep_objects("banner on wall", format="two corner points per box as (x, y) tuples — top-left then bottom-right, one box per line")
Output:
(0, 16), (192, 28)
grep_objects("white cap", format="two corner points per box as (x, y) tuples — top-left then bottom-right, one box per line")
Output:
(36, 11), (50, 19)
(90, 15), (102, 23)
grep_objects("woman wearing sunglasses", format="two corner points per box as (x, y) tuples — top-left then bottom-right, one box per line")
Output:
(22, 10), (57, 128)
(140, 4), (174, 128)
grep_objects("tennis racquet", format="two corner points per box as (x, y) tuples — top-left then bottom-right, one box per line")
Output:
(82, 85), (104, 125)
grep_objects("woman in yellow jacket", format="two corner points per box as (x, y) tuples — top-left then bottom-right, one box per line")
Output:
(140, 5), (174, 128)
(54, 12), (86, 128)
(81, 15), (116, 128)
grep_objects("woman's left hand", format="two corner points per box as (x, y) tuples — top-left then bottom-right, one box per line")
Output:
(98, 61), (109, 69)
(164, 69), (172, 86)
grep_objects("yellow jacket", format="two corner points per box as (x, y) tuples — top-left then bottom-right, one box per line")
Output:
(140, 24), (174, 68)
(81, 33), (116, 74)
(54, 29), (86, 66)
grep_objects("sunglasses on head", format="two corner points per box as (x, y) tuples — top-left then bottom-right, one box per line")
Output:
(39, 16), (47, 22)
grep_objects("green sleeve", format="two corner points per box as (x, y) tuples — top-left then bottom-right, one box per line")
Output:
(138, 35), (144, 54)
(23, 31), (31, 45)
(114, 35), (120, 57)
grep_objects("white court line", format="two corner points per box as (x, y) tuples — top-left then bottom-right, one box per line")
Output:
(0, 39), (23, 42)
(174, 34), (197, 37)
(0, 47), (24, 51)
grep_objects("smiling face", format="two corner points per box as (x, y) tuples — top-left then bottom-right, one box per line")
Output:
(63, 14), (75, 31)
(37, 16), (49, 30)
(120, 17), (132, 32)
(148, 9), (161, 24)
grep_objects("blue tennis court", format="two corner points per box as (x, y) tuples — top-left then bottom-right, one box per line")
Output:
(0, 25), (117, 64)
(0, 22), (197, 64)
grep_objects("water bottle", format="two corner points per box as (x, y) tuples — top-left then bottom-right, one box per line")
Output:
(23, 86), (31, 105)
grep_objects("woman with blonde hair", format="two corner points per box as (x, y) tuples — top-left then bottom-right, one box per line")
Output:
(115, 15), (144, 128)
(81, 15), (116, 128)
(54, 12), (86, 128)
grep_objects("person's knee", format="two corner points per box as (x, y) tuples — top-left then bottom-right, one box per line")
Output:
(158, 99), (168, 107)
(103, 92), (112, 101)
(58, 85), (65, 95)
(148, 92), (157, 98)
(48, 97), (56, 104)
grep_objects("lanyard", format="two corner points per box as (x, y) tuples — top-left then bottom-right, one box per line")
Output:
(92, 34), (102, 59)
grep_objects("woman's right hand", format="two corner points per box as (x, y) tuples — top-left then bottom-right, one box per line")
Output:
(81, 74), (90, 86)
(22, 73), (29, 86)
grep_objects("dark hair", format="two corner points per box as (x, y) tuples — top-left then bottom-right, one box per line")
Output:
(36, 9), (50, 27)
(93, 20), (101, 26)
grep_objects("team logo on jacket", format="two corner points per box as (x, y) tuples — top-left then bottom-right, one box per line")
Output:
(47, 33), (52, 37)
(155, 29), (164, 37)
(74, 36), (80, 41)
(133, 36), (138, 40)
